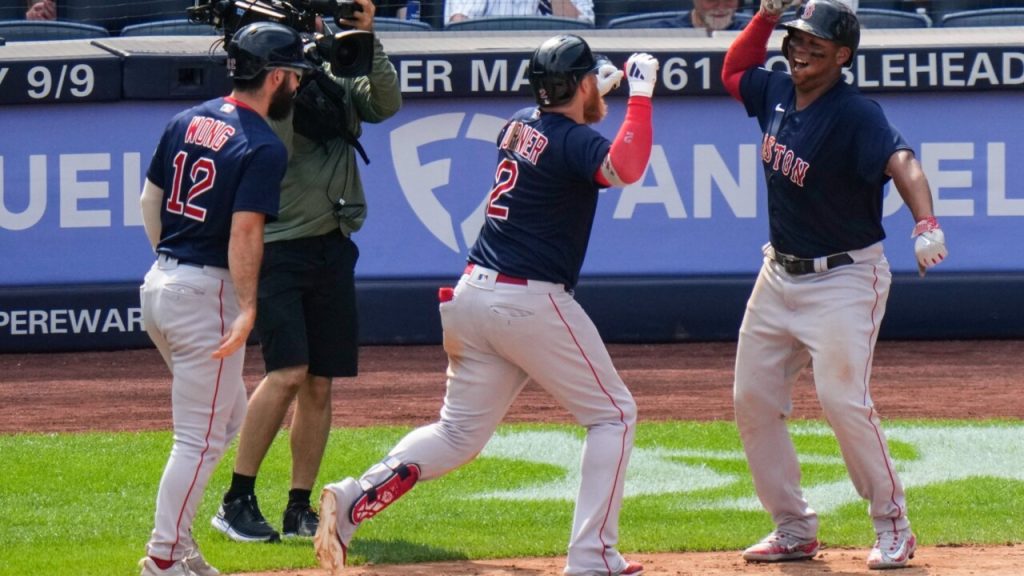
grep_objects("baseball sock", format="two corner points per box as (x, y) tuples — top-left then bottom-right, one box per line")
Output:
(287, 488), (312, 510)
(224, 472), (256, 504)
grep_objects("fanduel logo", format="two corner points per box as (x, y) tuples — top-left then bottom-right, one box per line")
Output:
(390, 112), (506, 253)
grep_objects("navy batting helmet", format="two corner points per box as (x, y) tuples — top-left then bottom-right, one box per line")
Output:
(226, 22), (315, 80)
(782, 0), (860, 67)
(529, 34), (608, 107)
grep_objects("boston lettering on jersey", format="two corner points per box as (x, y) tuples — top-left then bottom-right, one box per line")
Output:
(498, 121), (549, 165)
(761, 133), (809, 187)
(183, 116), (236, 152)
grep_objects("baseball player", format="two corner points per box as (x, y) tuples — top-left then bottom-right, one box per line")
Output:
(137, 22), (311, 576)
(721, 0), (947, 570)
(312, 34), (658, 576)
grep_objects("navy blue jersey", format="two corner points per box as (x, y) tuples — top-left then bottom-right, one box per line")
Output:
(740, 68), (911, 258)
(146, 97), (285, 268)
(468, 107), (611, 288)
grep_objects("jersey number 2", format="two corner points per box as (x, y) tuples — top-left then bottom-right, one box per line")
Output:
(485, 159), (519, 220)
(166, 151), (215, 222)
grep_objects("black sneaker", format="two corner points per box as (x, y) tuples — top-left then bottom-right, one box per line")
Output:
(211, 494), (281, 542)
(282, 504), (319, 537)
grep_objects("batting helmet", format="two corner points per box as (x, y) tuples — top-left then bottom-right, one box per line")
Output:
(529, 34), (607, 107)
(782, 0), (860, 68)
(226, 22), (315, 80)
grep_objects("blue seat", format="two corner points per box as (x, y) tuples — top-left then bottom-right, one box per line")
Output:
(1, 0), (25, 20)
(856, 7), (932, 27)
(58, 0), (193, 34)
(606, 10), (689, 28)
(444, 15), (594, 30)
(606, 10), (752, 29)
(119, 18), (218, 36)
(0, 19), (110, 41)
(940, 7), (1024, 26)
(373, 16), (434, 30)
(595, 0), (689, 27)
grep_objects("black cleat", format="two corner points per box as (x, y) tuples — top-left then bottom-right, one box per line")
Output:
(282, 504), (320, 538)
(211, 494), (280, 543)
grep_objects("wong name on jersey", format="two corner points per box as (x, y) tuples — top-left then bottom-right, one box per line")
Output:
(183, 115), (236, 152)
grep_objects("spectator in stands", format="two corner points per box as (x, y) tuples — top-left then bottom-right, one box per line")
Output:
(649, 0), (747, 32)
(445, 0), (595, 24)
(25, 0), (56, 20)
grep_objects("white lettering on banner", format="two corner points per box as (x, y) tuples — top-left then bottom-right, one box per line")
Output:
(922, 142), (975, 217)
(614, 145), (760, 220)
(390, 112), (503, 252)
(123, 153), (143, 226)
(471, 59), (531, 93)
(987, 143), (1022, 216)
(693, 144), (757, 218)
(0, 155), (47, 231)
(840, 51), (1024, 88)
(0, 68), (7, 86)
(0, 152), (144, 231)
(881, 142), (1012, 217)
(0, 307), (143, 335)
(615, 146), (687, 219)
(399, 60), (453, 93)
(60, 153), (110, 228)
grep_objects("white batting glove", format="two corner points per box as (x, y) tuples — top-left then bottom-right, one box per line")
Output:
(761, 0), (802, 18)
(595, 63), (624, 97)
(625, 53), (659, 98)
(912, 216), (948, 277)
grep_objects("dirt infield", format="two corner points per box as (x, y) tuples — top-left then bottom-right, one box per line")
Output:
(2, 339), (1022, 574)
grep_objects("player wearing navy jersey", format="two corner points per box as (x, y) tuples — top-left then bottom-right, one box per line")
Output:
(137, 22), (311, 576)
(721, 0), (947, 570)
(313, 35), (658, 576)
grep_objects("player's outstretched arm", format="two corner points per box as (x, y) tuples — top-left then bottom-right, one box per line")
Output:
(214, 211), (266, 359)
(887, 149), (948, 277)
(599, 53), (658, 188)
(721, 0), (801, 100)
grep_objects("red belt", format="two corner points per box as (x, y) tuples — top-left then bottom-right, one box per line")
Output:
(464, 264), (528, 285)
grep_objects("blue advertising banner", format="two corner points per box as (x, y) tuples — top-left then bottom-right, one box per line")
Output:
(1, 91), (1021, 287)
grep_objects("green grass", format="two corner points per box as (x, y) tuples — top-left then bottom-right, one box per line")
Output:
(1, 420), (1022, 575)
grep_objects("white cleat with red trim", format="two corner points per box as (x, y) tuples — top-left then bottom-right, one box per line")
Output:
(867, 529), (916, 570)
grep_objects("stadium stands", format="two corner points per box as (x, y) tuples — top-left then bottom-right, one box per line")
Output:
(0, 18), (108, 40)
(444, 14), (593, 29)
(606, 10), (753, 28)
(0, 0), (25, 20)
(857, 7), (933, 26)
(373, 16), (434, 30)
(940, 5), (1024, 24)
(118, 18), (218, 36)
(57, 0), (192, 34)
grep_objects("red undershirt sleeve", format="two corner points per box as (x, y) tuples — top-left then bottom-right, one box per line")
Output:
(721, 11), (779, 101)
(595, 96), (653, 187)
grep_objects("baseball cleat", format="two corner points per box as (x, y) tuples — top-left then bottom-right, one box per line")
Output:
(182, 549), (219, 576)
(138, 557), (196, 576)
(211, 494), (280, 543)
(867, 529), (916, 569)
(742, 530), (819, 562)
(618, 560), (644, 575)
(282, 504), (319, 538)
(315, 477), (362, 573)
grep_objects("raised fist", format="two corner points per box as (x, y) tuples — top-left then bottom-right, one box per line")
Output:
(595, 63), (624, 97)
(912, 216), (948, 277)
(625, 53), (659, 98)
(761, 0), (802, 18)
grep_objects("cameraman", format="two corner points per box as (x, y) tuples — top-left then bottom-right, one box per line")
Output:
(212, 0), (402, 542)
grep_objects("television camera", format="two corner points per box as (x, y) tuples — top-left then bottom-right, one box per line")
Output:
(188, 0), (374, 77)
